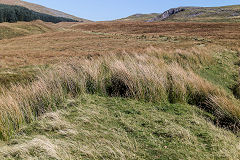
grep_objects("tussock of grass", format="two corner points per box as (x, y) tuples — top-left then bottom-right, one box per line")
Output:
(0, 47), (239, 140)
(0, 136), (62, 159)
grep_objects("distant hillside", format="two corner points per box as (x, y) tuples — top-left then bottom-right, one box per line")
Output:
(148, 5), (240, 22)
(122, 5), (240, 22)
(153, 5), (240, 22)
(0, 4), (77, 23)
(118, 13), (160, 21)
(0, 21), (55, 40)
(0, 0), (89, 22)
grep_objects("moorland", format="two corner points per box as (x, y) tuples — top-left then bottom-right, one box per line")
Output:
(0, 2), (240, 160)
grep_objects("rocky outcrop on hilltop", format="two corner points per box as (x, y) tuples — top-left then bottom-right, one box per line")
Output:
(147, 8), (185, 22)
(146, 6), (240, 22)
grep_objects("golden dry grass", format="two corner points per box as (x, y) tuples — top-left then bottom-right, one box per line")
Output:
(1, 21), (240, 68)
(0, 20), (239, 140)
(0, 48), (239, 140)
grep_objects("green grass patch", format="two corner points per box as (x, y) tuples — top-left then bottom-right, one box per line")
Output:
(0, 65), (48, 89)
(198, 50), (239, 92)
(2, 94), (238, 159)
(0, 23), (53, 40)
(0, 26), (25, 40)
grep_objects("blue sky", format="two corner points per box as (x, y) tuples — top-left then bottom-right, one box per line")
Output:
(24, 0), (240, 21)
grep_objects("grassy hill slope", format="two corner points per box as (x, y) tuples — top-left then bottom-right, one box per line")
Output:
(0, 21), (240, 159)
(0, 94), (239, 159)
(118, 13), (160, 21)
(121, 5), (240, 22)
(0, 4), (78, 23)
(0, 44), (239, 159)
(166, 5), (240, 22)
(0, 0), (89, 22)
(0, 20), (55, 40)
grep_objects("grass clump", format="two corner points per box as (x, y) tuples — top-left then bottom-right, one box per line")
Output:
(0, 47), (239, 140)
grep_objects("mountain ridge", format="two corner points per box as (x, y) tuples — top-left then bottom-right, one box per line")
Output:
(0, 0), (90, 22)
(0, 4), (78, 23)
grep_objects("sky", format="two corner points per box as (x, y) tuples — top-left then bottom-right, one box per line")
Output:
(24, 0), (240, 21)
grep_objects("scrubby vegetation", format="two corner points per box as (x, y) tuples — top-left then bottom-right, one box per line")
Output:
(0, 4), (78, 23)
